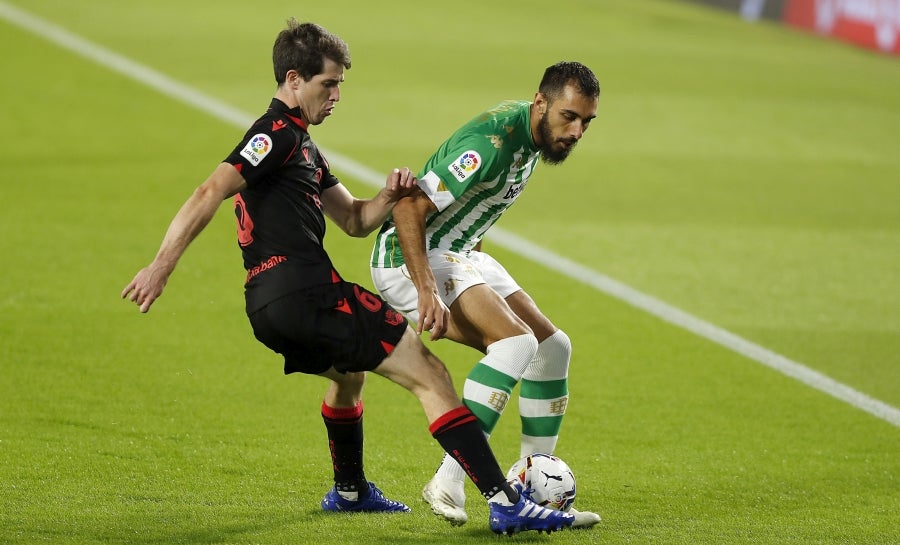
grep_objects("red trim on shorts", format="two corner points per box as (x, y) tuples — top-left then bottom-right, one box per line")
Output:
(428, 406), (477, 435)
(380, 340), (395, 355)
(321, 400), (364, 420)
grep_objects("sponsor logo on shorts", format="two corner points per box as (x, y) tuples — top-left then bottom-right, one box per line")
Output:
(448, 150), (481, 182)
(240, 134), (272, 166)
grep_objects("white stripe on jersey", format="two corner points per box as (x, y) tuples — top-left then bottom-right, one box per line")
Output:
(428, 147), (539, 253)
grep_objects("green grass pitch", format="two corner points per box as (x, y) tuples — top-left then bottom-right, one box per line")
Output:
(1, 1), (898, 544)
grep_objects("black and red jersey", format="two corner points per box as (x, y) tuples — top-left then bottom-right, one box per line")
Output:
(224, 98), (341, 313)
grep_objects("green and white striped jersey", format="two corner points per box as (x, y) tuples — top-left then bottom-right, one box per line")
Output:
(371, 100), (540, 268)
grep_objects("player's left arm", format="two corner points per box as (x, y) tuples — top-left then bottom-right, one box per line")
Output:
(122, 162), (247, 313)
(322, 167), (417, 237)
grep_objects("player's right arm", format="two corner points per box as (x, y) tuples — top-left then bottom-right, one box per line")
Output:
(391, 187), (448, 340)
(122, 163), (246, 313)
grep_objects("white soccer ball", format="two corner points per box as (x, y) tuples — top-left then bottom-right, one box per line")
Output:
(506, 453), (577, 512)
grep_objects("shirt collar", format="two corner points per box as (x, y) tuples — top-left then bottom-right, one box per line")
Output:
(269, 98), (307, 130)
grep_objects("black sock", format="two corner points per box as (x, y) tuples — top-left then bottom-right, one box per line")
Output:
(429, 406), (519, 503)
(321, 401), (369, 495)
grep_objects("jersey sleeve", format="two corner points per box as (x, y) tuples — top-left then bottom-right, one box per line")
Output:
(417, 134), (500, 212)
(224, 118), (299, 186)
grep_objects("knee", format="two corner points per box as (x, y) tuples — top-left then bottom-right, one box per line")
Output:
(340, 371), (367, 392)
(523, 329), (571, 381)
(485, 332), (539, 362)
(327, 371), (367, 405)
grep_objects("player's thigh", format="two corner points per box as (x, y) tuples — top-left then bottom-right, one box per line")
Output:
(425, 250), (532, 348)
(505, 290), (557, 342)
(373, 327), (456, 397)
(470, 251), (556, 341)
(449, 283), (532, 349)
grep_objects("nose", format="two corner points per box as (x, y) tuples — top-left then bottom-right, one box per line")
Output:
(331, 87), (341, 102)
(570, 121), (584, 141)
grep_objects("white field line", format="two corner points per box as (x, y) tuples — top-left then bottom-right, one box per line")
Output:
(4, 0), (897, 428)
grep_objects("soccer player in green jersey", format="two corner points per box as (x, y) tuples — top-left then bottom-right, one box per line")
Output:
(370, 62), (602, 527)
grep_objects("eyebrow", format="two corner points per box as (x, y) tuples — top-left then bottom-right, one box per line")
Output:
(561, 108), (596, 122)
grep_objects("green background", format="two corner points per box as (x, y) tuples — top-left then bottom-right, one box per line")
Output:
(1, 1), (897, 543)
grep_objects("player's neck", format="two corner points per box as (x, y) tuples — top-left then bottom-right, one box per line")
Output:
(529, 101), (542, 148)
(275, 87), (302, 114)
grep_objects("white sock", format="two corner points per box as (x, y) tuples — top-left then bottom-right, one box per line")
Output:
(434, 452), (466, 481)
(487, 489), (515, 506)
(337, 490), (359, 501)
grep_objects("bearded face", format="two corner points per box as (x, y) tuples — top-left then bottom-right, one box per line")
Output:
(533, 85), (597, 165)
(536, 109), (578, 165)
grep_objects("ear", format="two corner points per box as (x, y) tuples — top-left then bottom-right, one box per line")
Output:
(533, 92), (547, 115)
(286, 69), (302, 89)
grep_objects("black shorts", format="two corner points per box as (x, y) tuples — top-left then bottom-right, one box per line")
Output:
(247, 281), (408, 375)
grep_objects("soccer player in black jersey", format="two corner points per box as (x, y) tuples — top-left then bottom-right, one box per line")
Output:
(122, 18), (573, 534)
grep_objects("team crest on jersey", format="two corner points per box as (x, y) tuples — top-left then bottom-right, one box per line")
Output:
(240, 134), (272, 166)
(384, 309), (405, 326)
(448, 150), (481, 182)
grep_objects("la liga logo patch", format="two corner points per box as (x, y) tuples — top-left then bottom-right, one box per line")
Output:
(448, 150), (481, 182)
(240, 134), (273, 166)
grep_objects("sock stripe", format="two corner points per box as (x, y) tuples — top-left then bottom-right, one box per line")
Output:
(519, 395), (568, 418)
(321, 401), (363, 422)
(429, 406), (477, 435)
(463, 379), (513, 412)
(519, 378), (568, 399)
(521, 416), (565, 437)
(467, 363), (518, 391)
(464, 400), (503, 433)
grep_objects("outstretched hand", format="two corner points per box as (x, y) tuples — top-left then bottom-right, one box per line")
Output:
(121, 264), (169, 313)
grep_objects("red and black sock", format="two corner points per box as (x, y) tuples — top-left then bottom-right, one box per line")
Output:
(429, 406), (519, 503)
(321, 401), (369, 495)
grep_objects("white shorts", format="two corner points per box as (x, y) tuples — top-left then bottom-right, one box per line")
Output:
(371, 250), (521, 324)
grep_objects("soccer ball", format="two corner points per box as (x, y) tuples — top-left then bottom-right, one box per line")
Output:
(506, 453), (576, 512)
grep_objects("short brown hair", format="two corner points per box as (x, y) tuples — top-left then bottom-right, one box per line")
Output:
(272, 18), (351, 84)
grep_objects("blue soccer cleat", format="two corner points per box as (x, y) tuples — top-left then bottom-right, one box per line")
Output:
(321, 482), (411, 513)
(489, 486), (575, 535)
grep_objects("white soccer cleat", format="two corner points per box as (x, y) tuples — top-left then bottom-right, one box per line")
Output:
(569, 506), (601, 528)
(421, 476), (468, 526)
